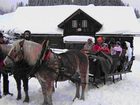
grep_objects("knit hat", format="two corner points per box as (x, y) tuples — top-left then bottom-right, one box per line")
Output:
(97, 36), (103, 43)
(88, 38), (93, 42)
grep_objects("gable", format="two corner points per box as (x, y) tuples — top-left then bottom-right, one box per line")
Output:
(58, 9), (102, 36)
(58, 9), (102, 30)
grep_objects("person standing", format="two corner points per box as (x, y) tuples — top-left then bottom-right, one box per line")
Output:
(21, 30), (31, 40)
(0, 32), (12, 98)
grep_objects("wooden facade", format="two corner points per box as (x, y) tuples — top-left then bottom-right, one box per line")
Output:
(31, 34), (64, 48)
(58, 9), (102, 36)
(30, 9), (102, 49)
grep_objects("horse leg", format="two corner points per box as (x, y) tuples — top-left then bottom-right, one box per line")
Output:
(38, 77), (54, 105)
(80, 64), (89, 100)
(14, 76), (22, 100)
(22, 78), (29, 102)
(80, 83), (87, 100)
(73, 83), (80, 101)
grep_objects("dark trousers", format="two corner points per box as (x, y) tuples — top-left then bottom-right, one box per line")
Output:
(0, 72), (9, 94)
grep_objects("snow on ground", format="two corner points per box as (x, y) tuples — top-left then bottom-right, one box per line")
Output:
(1, 61), (140, 105)
(0, 38), (140, 105)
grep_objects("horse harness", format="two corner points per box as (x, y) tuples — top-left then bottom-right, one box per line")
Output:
(6, 40), (32, 77)
(29, 40), (82, 84)
(42, 50), (81, 84)
(7, 40), (82, 84)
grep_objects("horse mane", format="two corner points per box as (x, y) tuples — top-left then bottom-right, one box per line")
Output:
(11, 39), (42, 65)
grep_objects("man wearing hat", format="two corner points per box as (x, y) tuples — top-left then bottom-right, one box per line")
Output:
(0, 32), (12, 98)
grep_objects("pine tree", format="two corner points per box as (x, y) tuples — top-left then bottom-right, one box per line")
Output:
(27, 0), (139, 18)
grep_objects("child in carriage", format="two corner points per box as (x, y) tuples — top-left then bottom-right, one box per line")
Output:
(110, 41), (122, 57)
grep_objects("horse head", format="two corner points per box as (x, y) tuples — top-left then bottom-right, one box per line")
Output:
(4, 39), (25, 67)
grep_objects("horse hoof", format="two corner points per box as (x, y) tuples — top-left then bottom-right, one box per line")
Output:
(72, 96), (80, 101)
(80, 97), (85, 100)
(8, 93), (13, 96)
(16, 96), (22, 100)
(23, 98), (29, 103)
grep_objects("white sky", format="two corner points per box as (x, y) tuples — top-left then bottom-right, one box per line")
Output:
(0, 0), (28, 12)
(122, 0), (140, 11)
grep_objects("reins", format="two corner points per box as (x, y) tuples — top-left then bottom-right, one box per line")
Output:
(45, 65), (81, 85)
(6, 55), (16, 65)
(27, 40), (49, 78)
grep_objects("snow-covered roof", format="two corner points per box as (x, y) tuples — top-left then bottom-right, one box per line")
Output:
(1, 5), (140, 35)
(138, 18), (140, 23)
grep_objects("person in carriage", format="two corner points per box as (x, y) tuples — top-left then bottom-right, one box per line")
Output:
(83, 38), (94, 53)
(121, 41), (133, 72)
(111, 41), (122, 57)
(87, 36), (113, 78)
(92, 36), (110, 54)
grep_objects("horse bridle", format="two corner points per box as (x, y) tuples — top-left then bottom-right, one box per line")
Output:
(7, 40), (24, 64)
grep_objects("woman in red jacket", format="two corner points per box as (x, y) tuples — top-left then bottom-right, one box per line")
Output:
(92, 36), (103, 53)
(92, 36), (110, 54)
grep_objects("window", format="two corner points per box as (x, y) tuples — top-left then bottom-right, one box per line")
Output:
(72, 20), (77, 28)
(82, 20), (87, 28)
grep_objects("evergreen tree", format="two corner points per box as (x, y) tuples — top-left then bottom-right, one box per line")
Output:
(134, 9), (140, 18)
(17, 2), (24, 7)
(27, 0), (139, 18)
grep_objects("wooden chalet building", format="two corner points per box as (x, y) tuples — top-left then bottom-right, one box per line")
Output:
(58, 9), (102, 36)
(5, 5), (140, 49)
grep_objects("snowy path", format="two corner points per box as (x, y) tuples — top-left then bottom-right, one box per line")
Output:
(0, 59), (140, 105)
(0, 37), (140, 105)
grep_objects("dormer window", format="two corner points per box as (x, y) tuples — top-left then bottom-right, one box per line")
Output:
(72, 20), (77, 28)
(82, 20), (87, 28)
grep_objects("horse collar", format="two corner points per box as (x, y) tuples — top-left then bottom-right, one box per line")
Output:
(43, 50), (51, 61)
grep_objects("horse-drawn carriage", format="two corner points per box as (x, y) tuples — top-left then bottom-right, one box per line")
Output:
(63, 35), (135, 85)
(2, 35), (135, 105)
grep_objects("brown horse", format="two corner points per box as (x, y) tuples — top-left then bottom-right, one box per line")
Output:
(4, 39), (89, 105)
(0, 44), (30, 102)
